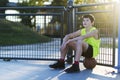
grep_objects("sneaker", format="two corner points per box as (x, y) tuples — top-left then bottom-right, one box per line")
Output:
(49, 60), (65, 69)
(64, 64), (80, 73)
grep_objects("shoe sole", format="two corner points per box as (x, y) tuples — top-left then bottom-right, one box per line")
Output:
(64, 69), (80, 73)
(65, 70), (80, 73)
(49, 66), (65, 69)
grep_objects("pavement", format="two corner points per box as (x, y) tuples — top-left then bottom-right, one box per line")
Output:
(0, 60), (120, 80)
(0, 38), (119, 80)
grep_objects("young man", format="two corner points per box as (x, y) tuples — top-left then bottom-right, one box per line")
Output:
(49, 14), (101, 73)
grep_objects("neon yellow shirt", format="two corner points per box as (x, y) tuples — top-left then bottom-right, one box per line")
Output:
(81, 27), (101, 58)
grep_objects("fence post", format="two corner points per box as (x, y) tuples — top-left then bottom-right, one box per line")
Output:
(66, 0), (74, 64)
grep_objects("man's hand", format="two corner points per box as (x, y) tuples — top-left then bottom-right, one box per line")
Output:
(61, 39), (72, 49)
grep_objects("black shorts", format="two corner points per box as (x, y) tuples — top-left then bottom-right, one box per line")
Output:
(82, 44), (93, 58)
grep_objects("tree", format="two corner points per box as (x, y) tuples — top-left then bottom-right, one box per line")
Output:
(51, 0), (67, 6)
(0, 0), (9, 18)
(17, 0), (48, 28)
(0, 0), (8, 8)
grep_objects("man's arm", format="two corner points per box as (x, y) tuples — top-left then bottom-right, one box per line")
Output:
(66, 29), (98, 42)
(62, 30), (81, 44)
(81, 29), (98, 40)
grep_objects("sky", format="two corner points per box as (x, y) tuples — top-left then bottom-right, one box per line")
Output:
(9, 0), (52, 5)
(9, 0), (19, 3)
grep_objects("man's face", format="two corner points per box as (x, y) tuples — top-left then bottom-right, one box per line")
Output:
(82, 18), (93, 28)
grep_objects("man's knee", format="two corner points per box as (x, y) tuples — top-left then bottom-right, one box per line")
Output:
(67, 41), (75, 47)
(77, 40), (83, 45)
(67, 42), (72, 46)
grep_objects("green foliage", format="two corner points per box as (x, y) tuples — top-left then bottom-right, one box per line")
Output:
(74, 0), (116, 4)
(0, 19), (51, 46)
(0, 0), (8, 7)
(17, 0), (48, 28)
(0, 0), (9, 18)
(51, 0), (67, 6)
(18, 0), (48, 6)
(28, 0), (48, 6)
(74, 0), (96, 4)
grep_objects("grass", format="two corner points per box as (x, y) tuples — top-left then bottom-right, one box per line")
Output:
(0, 19), (51, 46)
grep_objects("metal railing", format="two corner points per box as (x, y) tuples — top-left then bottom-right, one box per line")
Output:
(72, 2), (117, 67)
(0, 6), (65, 61)
(0, 2), (118, 67)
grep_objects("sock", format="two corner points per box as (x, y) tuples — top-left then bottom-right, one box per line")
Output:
(74, 61), (79, 65)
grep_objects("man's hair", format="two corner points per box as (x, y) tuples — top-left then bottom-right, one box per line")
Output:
(82, 14), (95, 23)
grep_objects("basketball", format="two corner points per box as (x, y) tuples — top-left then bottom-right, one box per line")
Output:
(83, 58), (97, 69)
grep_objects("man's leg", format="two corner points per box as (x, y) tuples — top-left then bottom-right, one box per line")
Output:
(49, 41), (70, 69)
(49, 41), (76, 69)
(75, 40), (88, 61)
(65, 40), (88, 73)
(60, 44), (69, 60)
